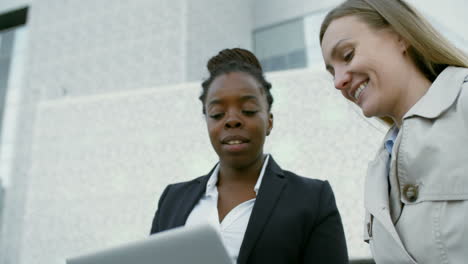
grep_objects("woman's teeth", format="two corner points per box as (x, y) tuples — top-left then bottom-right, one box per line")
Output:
(227, 140), (243, 145)
(354, 82), (368, 100)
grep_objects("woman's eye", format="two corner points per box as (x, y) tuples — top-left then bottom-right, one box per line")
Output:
(209, 113), (224, 120)
(243, 110), (258, 116)
(344, 50), (354, 62)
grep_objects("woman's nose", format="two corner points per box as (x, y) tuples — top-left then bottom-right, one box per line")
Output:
(334, 70), (351, 90)
(224, 114), (242, 129)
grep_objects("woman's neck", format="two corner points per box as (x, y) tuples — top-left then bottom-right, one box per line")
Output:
(392, 69), (432, 127)
(217, 154), (266, 186)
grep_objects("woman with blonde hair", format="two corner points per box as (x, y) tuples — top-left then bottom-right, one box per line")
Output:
(320, 0), (468, 263)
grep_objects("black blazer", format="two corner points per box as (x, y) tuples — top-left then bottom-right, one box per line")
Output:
(150, 157), (348, 264)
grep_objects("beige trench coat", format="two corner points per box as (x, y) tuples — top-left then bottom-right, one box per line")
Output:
(364, 67), (468, 264)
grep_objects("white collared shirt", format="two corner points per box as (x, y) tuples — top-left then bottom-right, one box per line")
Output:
(185, 155), (270, 263)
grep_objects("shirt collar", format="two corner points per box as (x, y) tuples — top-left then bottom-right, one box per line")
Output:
(404, 66), (468, 120)
(205, 154), (270, 197)
(384, 125), (399, 155)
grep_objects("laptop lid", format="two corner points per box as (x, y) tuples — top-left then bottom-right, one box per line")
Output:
(66, 224), (232, 264)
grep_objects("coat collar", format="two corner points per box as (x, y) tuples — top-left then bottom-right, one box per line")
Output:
(404, 66), (468, 119)
(237, 156), (286, 264)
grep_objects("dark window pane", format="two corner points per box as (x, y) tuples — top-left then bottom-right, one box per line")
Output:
(287, 49), (306, 69)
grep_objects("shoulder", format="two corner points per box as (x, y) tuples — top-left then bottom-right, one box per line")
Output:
(281, 169), (335, 199)
(161, 175), (207, 195)
(458, 72), (468, 119)
(440, 67), (468, 126)
(153, 175), (207, 218)
(279, 170), (341, 227)
(283, 169), (326, 186)
(445, 66), (468, 108)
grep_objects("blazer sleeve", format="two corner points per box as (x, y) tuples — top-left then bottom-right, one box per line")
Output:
(302, 181), (348, 263)
(149, 185), (171, 235)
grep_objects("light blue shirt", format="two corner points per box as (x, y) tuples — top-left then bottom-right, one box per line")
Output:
(384, 126), (399, 192)
(385, 126), (399, 156)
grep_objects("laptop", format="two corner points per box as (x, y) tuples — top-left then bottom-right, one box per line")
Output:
(66, 223), (233, 264)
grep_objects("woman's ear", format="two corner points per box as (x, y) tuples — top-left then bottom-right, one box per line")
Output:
(267, 113), (273, 136)
(397, 34), (410, 54)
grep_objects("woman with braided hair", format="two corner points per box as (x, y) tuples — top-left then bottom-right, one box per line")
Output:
(150, 48), (348, 263)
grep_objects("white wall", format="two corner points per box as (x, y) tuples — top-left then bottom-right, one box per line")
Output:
(408, 0), (468, 40)
(408, 0), (468, 53)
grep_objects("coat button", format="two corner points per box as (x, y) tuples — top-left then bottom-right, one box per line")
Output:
(403, 184), (419, 202)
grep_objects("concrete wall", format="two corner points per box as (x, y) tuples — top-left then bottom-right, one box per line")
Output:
(408, 0), (468, 40)
(19, 68), (386, 263)
(28, 0), (187, 100)
(407, 0), (468, 53)
(185, 0), (253, 81)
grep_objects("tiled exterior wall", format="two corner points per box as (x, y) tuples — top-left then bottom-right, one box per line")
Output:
(28, 0), (187, 100)
(22, 68), (385, 263)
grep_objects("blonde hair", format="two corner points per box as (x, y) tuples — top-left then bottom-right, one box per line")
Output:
(319, 0), (468, 125)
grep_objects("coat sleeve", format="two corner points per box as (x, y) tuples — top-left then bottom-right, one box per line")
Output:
(149, 185), (171, 235)
(302, 181), (348, 263)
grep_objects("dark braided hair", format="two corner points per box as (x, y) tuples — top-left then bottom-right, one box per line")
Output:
(199, 48), (273, 114)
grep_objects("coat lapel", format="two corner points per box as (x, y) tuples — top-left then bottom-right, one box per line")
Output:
(364, 149), (407, 252)
(237, 157), (287, 264)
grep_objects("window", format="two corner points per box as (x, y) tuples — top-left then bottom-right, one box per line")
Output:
(0, 6), (28, 230)
(254, 18), (307, 72)
(253, 10), (330, 72)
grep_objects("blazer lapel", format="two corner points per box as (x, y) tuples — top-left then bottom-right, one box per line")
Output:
(172, 171), (212, 227)
(237, 157), (287, 264)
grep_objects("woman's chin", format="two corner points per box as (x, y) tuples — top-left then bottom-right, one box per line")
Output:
(360, 106), (375, 118)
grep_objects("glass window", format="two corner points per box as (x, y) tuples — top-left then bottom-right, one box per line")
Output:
(253, 10), (330, 72)
(254, 18), (307, 72)
(0, 29), (15, 227)
(0, 29), (15, 134)
(0, 24), (27, 229)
